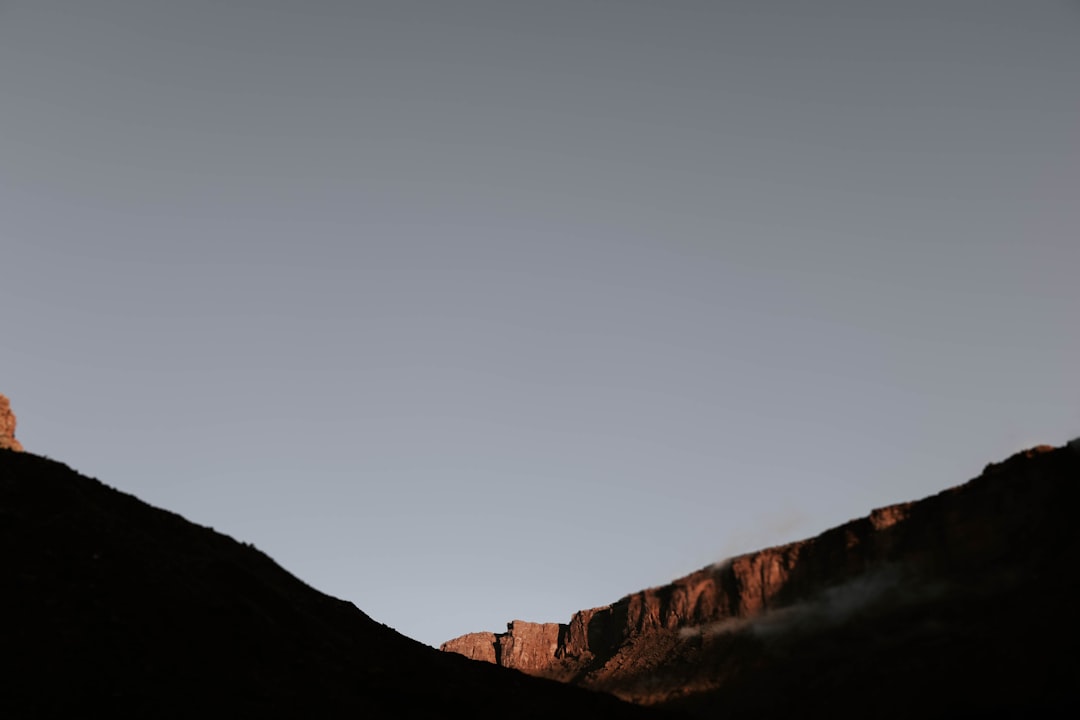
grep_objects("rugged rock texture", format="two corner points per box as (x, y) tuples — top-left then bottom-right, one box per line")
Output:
(442, 441), (1080, 717)
(441, 631), (500, 664)
(442, 621), (565, 676)
(0, 450), (677, 718)
(0, 394), (23, 451)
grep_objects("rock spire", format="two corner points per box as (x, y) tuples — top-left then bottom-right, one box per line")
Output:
(0, 393), (24, 451)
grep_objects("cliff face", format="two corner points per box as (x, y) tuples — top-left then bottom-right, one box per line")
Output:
(441, 442), (1080, 716)
(442, 621), (565, 675)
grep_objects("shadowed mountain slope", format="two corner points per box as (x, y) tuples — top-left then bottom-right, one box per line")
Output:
(0, 449), (676, 718)
(443, 442), (1080, 718)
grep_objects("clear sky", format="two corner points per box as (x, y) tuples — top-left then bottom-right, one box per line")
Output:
(3, 1), (1077, 648)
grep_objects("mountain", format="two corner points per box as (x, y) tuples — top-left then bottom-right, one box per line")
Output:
(442, 441), (1080, 718)
(0, 448), (676, 718)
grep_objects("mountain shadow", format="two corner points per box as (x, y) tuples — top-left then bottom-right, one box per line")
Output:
(0, 449), (678, 718)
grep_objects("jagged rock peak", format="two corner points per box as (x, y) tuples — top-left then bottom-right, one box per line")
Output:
(0, 393), (24, 451)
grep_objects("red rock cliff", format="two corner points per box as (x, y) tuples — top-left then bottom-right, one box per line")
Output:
(441, 621), (567, 677)
(440, 442), (1080, 715)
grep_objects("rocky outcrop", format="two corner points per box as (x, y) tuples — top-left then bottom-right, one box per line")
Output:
(441, 631), (499, 664)
(0, 393), (24, 451)
(441, 621), (568, 678)
(498, 621), (563, 673)
(442, 442), (1080, 717)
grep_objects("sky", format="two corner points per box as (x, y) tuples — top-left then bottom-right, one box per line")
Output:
(2, 1), (1078, 648)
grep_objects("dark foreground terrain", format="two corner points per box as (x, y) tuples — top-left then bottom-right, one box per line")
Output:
(0, 449), (674, 718)
(5, 441), (1077, 718)
(444, 442), (1080, 718)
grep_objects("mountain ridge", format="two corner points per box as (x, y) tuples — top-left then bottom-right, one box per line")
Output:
(0, 447), (676, 718)
(442, 440), (1080, 717)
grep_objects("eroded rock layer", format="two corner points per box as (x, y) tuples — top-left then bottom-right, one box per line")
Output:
(442, 442), (1080, 717)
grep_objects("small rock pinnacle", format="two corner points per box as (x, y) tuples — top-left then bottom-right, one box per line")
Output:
(0, 393), (25, 451)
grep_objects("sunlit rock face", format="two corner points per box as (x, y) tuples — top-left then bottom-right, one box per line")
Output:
(441, 631), (499, 664)
(441, 443), (1080, 717)
(441, 622), (565, 677)
(0, 394), (23, 451)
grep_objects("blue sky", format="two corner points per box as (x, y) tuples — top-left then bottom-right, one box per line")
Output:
(3, 1), (1078, 647)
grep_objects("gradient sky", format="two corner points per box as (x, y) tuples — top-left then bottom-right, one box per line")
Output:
(3, 1), (1078, 648)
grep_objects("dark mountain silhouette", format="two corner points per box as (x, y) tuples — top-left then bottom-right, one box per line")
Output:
(0, 449), (676, 718)
(443, 441), (1080, 718)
